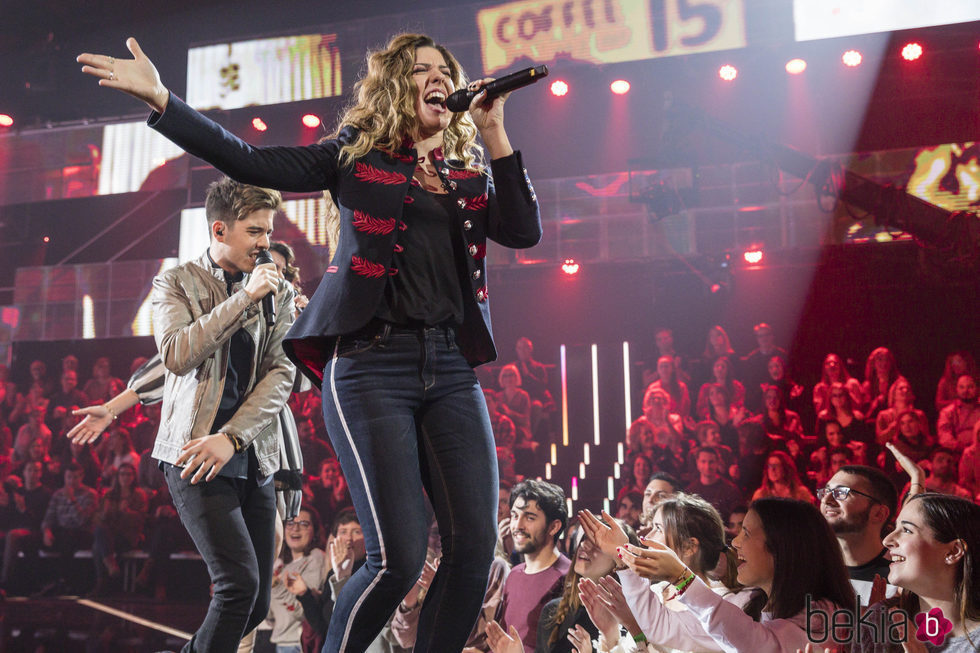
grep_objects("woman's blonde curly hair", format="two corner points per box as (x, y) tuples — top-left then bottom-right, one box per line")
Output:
(332, 33), (484, 170)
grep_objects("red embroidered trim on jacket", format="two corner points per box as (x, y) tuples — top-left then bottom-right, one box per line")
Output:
(352, 211), (397, 235)
(473, 243), (487, 259)
(354, 162), (406, 185)
(350, 256), (387, 279)
(390, 151), (416, 163)
(403, 195), (415, 204)
(393, 244), (404, 253)
(462, 193), (488, 210)
(448, 168), (481, 180)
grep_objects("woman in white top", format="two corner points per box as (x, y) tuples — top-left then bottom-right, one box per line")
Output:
(579, 497), (854, 653)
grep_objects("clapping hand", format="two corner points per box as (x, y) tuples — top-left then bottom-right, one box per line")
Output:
(486, 620), (525, 653)
(618, 536), (687, 583)
(577, 509), (628, 558)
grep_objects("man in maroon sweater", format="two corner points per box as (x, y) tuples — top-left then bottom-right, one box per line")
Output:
(498, 480), (569, 653)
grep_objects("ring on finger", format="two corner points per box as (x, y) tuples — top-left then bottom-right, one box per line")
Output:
(108, 71), (115, 81)
(108, 56), (115, 64)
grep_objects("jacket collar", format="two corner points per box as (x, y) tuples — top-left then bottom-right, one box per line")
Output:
(194, 250), (246, 286)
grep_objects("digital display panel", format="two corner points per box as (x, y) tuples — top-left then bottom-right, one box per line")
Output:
(794, 1), (980, 41)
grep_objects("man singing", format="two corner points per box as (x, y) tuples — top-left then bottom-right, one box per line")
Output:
(152, 177), (295, 652)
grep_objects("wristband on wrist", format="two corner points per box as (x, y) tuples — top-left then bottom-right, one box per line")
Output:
(673, 570), (696, 595)
(103, 403), (118, 420)
(633, 633), (648, 643)
(225, 432), (244, 453)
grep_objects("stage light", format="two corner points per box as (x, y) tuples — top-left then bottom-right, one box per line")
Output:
(0, 114), (12, 127)
(743, 247), (764, 265)
(550, 80), (569, 97)
(561, 258), (579, 275)
(901, 42), (923, 61)
(842, 50), (863, 67)
(610, 79), (630, 95)
(302, 114), (321, 128)
(251, 117), (267, 132)
(785, 58), (807, 75)
(43, 236), (50, 243)
(718, 65), (738, 82)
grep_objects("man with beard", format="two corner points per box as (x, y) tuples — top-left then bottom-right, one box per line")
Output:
(498, 479), (569, 653)
(937, 373), (980, 452)
(817, 465), (898, 604)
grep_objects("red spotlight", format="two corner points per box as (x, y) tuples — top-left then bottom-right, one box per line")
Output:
(43, 236), (50, 243)
(842, 50), (863, 67)
(785, 58), (806, 74)
(550, 80), (569, 97)
(251, 117), (268, 132)
(561, 258), (580, 275)
(743, 248), (764, 265)
(901, 42), (923, 61)
(718, 65), (738, 82)
(610, 79), (630, 95)
(0, 114), (13, 127)
(302, 114), (321, 128)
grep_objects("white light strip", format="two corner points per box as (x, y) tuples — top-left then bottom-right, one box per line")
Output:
(623, 341), (632, 434)
(560, 344), (569, 447)
(567, 497), (574, 517)
(583, 443), (590, 466)
(613, 462), (621, 479)
(579, 462), (586, 479)
(76, 599), (192, 640)
(618, 442), (625, 466)
(545, 463), (551, 480)
(607, 476), (615, 501)
(603, 498), (610, 515)
(82, 295), (95, 340)
(550, 443), (557, 467)
(570, 480), (578, 501)
(592, 343), (600, 446)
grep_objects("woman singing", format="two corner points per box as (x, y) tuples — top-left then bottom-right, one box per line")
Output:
(78, 32), (541, 653)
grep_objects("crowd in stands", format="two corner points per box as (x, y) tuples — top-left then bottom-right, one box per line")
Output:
(1, 324), (979, 651)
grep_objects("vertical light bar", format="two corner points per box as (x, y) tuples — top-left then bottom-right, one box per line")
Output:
(583, 443), (590, 465)
(579, 462), (586, 479)
(82, 294), (95, 339)
(560, 344), (569, 446)
(571, 478), (578, 501)
(613, 462), (621, 479)
(603, 497), (610, 514)
(550, 443), (557, 466)
(567, 497), (574, 517)
(545, 463), (552, 480)
(607, 476), (615, 500)
(617, 442), (625, 465)
(591, 343), (600, 446)
(623, 341), (632, 432)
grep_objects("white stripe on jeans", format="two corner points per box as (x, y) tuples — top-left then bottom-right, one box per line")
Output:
(328, 338), (388, 651)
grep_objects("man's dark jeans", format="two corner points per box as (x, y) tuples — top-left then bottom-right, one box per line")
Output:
(321, 324), (499, 653)
(165, 463), (276, 653)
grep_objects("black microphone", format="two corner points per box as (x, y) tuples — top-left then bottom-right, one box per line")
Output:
(254, 250), (276, 328)
(445, 65), (549, 112)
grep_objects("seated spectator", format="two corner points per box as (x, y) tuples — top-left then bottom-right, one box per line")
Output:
(640, 471), (682, 523)
(37, 463), (98, 596)
(626, 386), (684, 462)
(919, 448), (972, 500)
(498, 364), (534, 447)
(695, 325), (736, 388)
(618, 454), (653, 504)
(0, 460), (52, 596)
(485, 389), (517, 450)
(270, 506), (328, 652)
(730, 421), (777, 495)
(46, 369), (89, 441)
(816, 382), (873, 459)
(874, 376), (930, 447)
(614, 490), (642, 531)
(536, 517), (639, 653)
(817, 465), (899, 606)
(857, 494), (980, 650)
(514, 337), (555, 438)
(296, 417), (332, 475)
(936, 373), (980, 452)
(62, 439), (102, 490)
(935, 350), (978, 413)
(702, 383), (749, 452)
(12, 400), (51, 464)
(90, 462), (149, 596)
(878, 409), (934, 489)
(695, 355), (745, 418)
(642, 327), (691, 389)
(861, 347), (901, 420)
(648, 356), (692, 420)
(762, 354), (806, 416)
(81, 356), (125, 404)
(0, 364), (17, 423)
(687, 420), (734, 477)
(959, 421), (980, 501)
(740, 322), (789, 412)
(307, 457), (353, 533)
(759, 384), (805, 442)
(686, 447), (742, 522)
(499, 480), (570, 653)
(812, 353), (863, 417)
(100, 427), (140, 486)
(751, 451), (815, 503)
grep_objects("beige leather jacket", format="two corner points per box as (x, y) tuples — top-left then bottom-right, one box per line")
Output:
(150, 251), (296, 478)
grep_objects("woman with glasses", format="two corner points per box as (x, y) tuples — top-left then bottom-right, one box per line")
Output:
(270, 506), (327, 653)
(752, 451), (815, 503)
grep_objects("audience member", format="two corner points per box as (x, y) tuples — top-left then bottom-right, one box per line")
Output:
(686, 447), (742, 522)
(817, 465), (898, 605)
(958, 421), (980, 501)
(816, 382), (873, 459)
(626, 386), (684, 462)
(702, 383), (747, 452)
(760, 384), (805, 442)
(307, 457), (353, 533)
(937, 373), (980, 452)
(648, 356), (692, 420)
(271, 506), (328, 652)
(751, 451), (814, 503)
(0, 460), (52, 596)
(514, 338), (554, 439)
(90, 461), (149, 596)
(696, 355), (745, 418)
(37, 463), (98, 595)
(874, 376), (930, 447)
(615, 490), (642, 531)
(812, 353), (863, 417)
(935, 351), (978, 413)
(499, 480), (570, 653)
(861, 347), (901, 420)
(100, 427), (140, 486)
(740, 323), (788, 412)
(641, 471), (682, 521)
(81, 357), (125, 404)
(921, 448), (973, 499)
(485, 389), (517, 450)
(498, 364), (534, 447)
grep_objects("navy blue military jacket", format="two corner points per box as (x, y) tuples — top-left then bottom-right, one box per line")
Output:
(149, 93), (542, 387)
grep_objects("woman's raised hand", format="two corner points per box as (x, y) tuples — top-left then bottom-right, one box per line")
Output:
(577, 509), (628, 558)
(77, 37), (170, 113)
